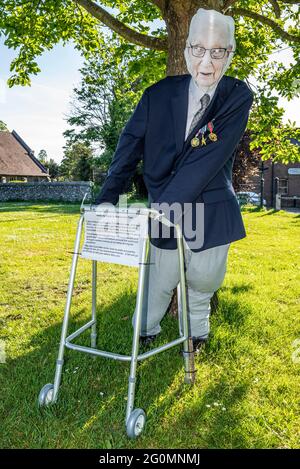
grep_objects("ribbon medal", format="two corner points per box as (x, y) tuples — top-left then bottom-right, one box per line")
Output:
(208, 121), (218, 142)
(190, 119), (217, 148)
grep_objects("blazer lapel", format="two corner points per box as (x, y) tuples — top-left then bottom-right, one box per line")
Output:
(183, 84), (221, 152)
(171, 74), (226, 157)
(171, 75), (191, 155)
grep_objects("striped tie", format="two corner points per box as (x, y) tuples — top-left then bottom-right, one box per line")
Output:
(187, 93), (210, 136)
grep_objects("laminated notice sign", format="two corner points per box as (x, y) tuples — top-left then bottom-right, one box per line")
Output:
(80, 207), (149, 267)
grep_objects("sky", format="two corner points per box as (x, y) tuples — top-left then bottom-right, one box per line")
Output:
(0, 17), (299, 164)
(0, 38), (83, 164)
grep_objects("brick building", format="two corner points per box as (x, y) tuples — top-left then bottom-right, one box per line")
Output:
(248, 138), (300, 208)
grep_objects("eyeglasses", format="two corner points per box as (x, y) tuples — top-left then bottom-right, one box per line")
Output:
(188, 44), (234, 59)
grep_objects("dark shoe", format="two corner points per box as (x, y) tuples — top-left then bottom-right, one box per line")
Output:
(191, 336), (208, 353)
(139, 334), (159, 347)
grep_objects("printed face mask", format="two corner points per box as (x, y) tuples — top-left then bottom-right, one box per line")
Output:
(184, 8), (236, 94)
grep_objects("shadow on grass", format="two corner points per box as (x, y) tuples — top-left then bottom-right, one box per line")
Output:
(144, 295), (256, 448)
(240, 206), (297, 218)
(240, 206), (266, 213)
(1, 282), (257, 449)
(259, 209), (276, 216)
(229, 283), (253, 295)
(257, 208), (300, 218)
(150, 377), (251, 448)
(215, 295), (251, 328)
(0, 202), (81, 215)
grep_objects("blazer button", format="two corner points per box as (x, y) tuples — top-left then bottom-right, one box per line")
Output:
(171, 170), (175, 175)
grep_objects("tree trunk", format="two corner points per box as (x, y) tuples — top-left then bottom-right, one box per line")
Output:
(162, 0), (223, 75)
(161, 0), (223, 319)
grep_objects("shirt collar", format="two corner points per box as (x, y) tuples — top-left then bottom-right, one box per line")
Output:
(189, 76), (217, 103)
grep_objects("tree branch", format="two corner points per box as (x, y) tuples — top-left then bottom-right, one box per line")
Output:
(230, 7), (300, 43)
(151, 0), (166, 12)
(223, 0), (239, 12)
(74, 0), (168, 51)
(269, 0), (281, 18)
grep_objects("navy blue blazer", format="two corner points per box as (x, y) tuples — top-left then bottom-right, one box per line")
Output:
(95, 73), (254, 252)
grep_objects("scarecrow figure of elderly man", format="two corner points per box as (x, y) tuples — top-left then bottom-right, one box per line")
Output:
(95, 8), (254, 353)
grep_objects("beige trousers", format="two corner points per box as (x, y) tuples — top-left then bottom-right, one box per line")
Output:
(132, 241), (231, 338)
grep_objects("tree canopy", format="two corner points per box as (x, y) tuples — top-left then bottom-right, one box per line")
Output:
(1, 0), (299, 162)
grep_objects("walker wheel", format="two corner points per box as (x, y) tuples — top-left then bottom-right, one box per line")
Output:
(38, 383), (54, 407)
(126, 408), (146, 438)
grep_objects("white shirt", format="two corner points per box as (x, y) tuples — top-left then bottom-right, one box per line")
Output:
(185, 77), (218, 141)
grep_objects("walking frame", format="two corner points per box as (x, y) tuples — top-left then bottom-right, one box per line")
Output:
(38, 202), (195, 439)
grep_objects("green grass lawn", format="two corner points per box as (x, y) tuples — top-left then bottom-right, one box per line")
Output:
(0, 202), (299, 449)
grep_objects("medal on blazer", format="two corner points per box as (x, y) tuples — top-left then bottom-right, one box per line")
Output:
(208, 121), (218, 141)
(191, 136), (200, 147)
(190, 119), (217, 147)
(191, 125), (206, 147)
